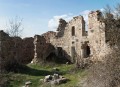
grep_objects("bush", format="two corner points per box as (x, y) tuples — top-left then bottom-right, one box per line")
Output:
(81, 47), (120, 87)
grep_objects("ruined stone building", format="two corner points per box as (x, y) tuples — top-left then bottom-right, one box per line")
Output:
(0, 10), (117, 72)
(32, 10), (111, 64)
(50, 10), (106, 63)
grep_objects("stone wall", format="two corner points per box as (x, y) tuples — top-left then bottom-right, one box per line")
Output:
(51, 16), (86, 63)
(11, 37), (23, 64)
(32, 35), (55, 64)
(42, 31), (56, 43)
(0, 30), (14, 73)
(22, 37), (34, 64)
(50, 10), (114, 63)
(0, 31), (34, 72)
(88, 10), (106, 61)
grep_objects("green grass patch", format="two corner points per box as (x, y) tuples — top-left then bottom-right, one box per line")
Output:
(2, 64), (87, 87)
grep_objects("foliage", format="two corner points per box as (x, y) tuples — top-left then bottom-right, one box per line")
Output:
(80, 3), (120, 87)
(80, 48), (120, 87)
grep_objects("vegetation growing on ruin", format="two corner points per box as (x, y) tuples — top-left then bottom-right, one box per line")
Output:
(79, 4), (120, 87)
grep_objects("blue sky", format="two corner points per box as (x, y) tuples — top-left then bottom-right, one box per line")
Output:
(0, 0), (119, 37)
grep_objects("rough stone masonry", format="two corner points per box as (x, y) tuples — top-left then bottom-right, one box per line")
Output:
(0, 10), (117, 72)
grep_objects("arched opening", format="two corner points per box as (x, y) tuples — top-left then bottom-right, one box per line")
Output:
(57, 47), (64, 57)
(81, 44), (91, 58)
(45, 47), (70, 64)
(46, 52), (56, 62)
(71, 26), (75, 36)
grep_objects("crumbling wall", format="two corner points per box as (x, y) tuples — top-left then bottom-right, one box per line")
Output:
(56, 18), (67, 37)
(88, 10), (106, 61)
(10, 37), (34, 64)
(42, 31), (56, 43)
(32, 35), (55, 64)
(64, 16), (86, 63)
(22, 37), (34, 64)
(11, 37), (23, 64)
(0, 31), (34, 72)
(0, 30), (14, 73)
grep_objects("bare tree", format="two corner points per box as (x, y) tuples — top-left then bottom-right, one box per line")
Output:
(6, 16), (23, 37)
(5, 17), (24, 72)
(115, 3), (120, 19)
(101, 4), (120, 46)
(103, 4), (113, 19)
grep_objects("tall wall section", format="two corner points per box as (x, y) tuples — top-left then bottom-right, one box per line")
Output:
(88, 10), (106, 61)
(51, 16), (86, 63)
(0, 30), (14, 73)
(22, 37), (34, 64)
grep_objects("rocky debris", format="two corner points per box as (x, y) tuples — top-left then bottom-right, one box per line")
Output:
(53, 73), (59, 80)
(42, 74), (68, 85)
(44, 75), (53, 82)
(50, 76), (67, 85)
(50, 80), (58, 85)
(66, 62), (69, 65)
(30, 60), (33, 64)
(24, 81), (32, 87)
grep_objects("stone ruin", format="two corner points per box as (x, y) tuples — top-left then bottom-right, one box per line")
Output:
(0, 10), (119, 72)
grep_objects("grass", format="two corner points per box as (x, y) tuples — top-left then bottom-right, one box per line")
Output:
(1, 63), (87, 87)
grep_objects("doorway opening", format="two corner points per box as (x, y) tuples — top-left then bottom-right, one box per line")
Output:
(86, 45), (90, 57)
(81, 43), (91, 58)
(71, 46), (76, 62)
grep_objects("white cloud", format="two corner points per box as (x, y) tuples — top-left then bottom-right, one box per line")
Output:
(48, 14), (74, 31)
(48, 10), (91, 31)
(100, 8), (105, 12)
(80, 10), (91, 23)
(80, 9), (104, 23)
(80, 10), (91, 30)
(0, 9), (104, 37)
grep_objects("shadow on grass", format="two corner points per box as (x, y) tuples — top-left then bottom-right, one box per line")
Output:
(12, 65), (68, 76)
(7, 63), (70, 76)
(15, 65), (55, 76)
(20, 67), (53, 76)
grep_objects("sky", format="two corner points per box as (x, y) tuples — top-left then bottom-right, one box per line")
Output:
(0, 0), (120, 37)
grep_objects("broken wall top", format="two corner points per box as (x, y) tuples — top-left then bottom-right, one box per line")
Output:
(88, 10), (102, 21)
(68, 15), (85, 25)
